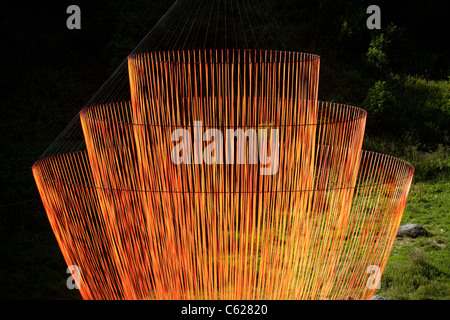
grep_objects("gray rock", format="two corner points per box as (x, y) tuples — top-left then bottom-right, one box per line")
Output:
(371, 295), (393, 300)
(397, 223), (427, 238)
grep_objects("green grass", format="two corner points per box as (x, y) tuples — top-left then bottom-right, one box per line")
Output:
(360, 137), (449, 299)
(376, 179), (450, 300)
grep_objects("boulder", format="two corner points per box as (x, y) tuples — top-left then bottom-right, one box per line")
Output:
(397, 223), (427, 238)
(371, 295), (393, 300)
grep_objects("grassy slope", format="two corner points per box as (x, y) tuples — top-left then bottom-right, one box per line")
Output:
(377, 179), (450, 299)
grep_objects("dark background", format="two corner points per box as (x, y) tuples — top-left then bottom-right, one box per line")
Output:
(0, 0), (448, 299)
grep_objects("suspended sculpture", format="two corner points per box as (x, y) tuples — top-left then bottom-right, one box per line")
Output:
(32, 1), (414, 300)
